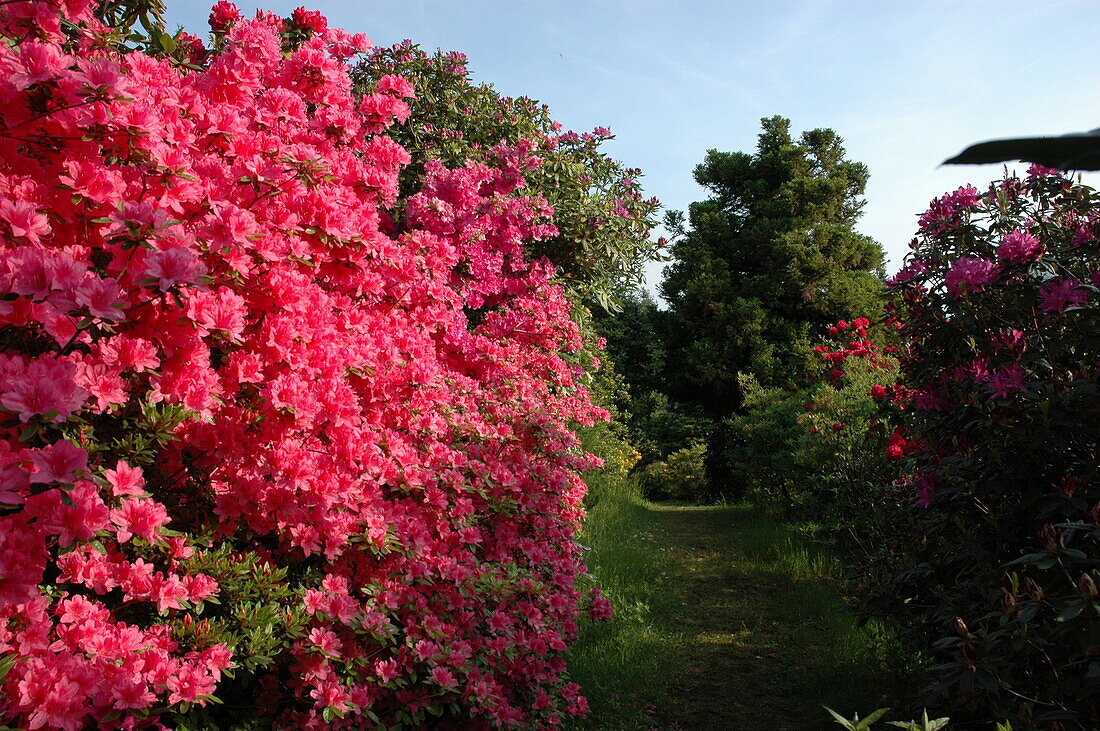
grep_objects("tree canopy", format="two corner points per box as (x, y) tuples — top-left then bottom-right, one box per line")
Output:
(661, 115), (885, 416)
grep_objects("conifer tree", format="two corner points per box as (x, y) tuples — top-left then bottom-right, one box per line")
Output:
(661, 116), (884, 496)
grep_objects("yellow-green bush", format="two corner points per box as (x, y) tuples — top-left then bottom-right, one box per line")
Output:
(637, 442), (708, 501)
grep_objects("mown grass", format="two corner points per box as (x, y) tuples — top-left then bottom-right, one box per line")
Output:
(568, 476), (921, 730)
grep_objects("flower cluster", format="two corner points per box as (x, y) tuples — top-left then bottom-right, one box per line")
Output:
(812, 318), (896, 387)
(916, 185), (980, 236)
(0, 4), (614, 728)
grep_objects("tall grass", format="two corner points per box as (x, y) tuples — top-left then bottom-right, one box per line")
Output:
(719, 504), (920, 721)
(568, 475), (684, 728)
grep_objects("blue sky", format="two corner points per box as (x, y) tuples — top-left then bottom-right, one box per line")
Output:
(166, 1), (1100, 296)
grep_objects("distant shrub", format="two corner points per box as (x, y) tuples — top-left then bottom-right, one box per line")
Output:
(728, 318), (902, 546)
(578, 359), (642, 511)
(637, 443), (708, 502)
(626, 390), (710, 465)
(857, 168), (1100, 727)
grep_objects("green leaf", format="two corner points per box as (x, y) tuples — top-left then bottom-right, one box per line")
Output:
(823, 705), (857, 729)
(861, 708), (891, 727)
(1057, 601), (1084, 622)
(0, 653), (17, 684)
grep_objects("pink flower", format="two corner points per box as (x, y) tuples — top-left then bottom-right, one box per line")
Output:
(200, 645), (233, 673)
(103, 460), (146, 497)
(430, 667), (457, 690)
(944, 256), (997, 297)
(184, 573), (219, 602)
(208, 1), (240, 32)
(74, 276), (123, 321)
(1027, 163), (1062, 179)
(57, 594), (108, 625)
(887, 258), (929, 287)
(0, 198), (51, 243)
(373, 658), (399, 683)
(291, 7), (328, 33)
(918, 186), (979, 234)
(155, 573), (190, 611)
(376, 73), (415, 99)
(588, 587), (612, 621)
(112, 498), (170, 543)
(166, 663), (217, 705)
(0, 357), (86, 422)
(990, 329), (1027, 357)
(308, 627), (342, 658)
(303, 589), (327, 615)
(997, 229), (1044, 266)
(988, 363), (1028, 398)
(141, 248), (206, 292)
(29, 440), (87, 484)
(11, 41), (71, 89)
(97, 335), (160, 372)
(57, 481), (110, 546)
(1039, 278), (1087, 314)
(15, 658), (88, 731)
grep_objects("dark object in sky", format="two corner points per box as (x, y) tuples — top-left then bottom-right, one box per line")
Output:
(944, 128), (1100, 171)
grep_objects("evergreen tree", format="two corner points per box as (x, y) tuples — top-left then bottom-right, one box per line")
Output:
(591, 288), (709, 468)
(592, 288), (669, 397)
(661, 116), (885, 496)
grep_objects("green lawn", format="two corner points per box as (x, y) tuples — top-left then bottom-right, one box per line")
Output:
(568, 477), (919, 730)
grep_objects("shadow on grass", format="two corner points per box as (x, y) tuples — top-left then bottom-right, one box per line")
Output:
(569, 484), (918, 730)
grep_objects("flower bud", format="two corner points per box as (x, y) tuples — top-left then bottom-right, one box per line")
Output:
(1038, 524), (1062, 553)
(1000, 589), (1016, 614)
(1080, 573), (1098, 600)
(1024, 577), (1044, 602)
(961, 641), (977, 671)
(953, 616), (969, 637)
(1088, 503), (1100, 527)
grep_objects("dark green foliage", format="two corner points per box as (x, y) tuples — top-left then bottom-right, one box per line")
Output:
(623, 390), (709, 469)
(589, 288), (709, 472)
(662, 116), (885, 406)
(728, 345), (899, 550)
(592, 288), (669, 398)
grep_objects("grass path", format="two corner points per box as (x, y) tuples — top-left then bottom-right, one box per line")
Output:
(569, 480), (911, 730)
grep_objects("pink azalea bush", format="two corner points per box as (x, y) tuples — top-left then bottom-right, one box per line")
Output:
(0, 3), (615, 728)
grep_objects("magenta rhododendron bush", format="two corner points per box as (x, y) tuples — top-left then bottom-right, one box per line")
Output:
(857, 167), (1100, 725)
(0, 2), (610, 728)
